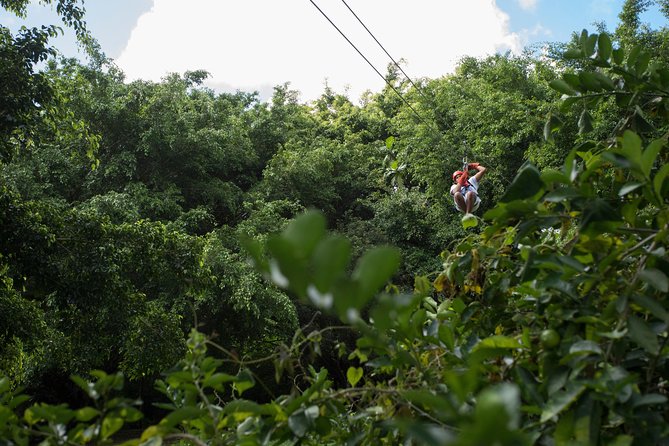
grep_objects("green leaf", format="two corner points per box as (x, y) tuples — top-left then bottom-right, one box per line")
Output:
(159, 407), (206, 428)
(639, 268), (669, 293)
(474, 335), (524, 350)
(635, 51), (651, 75)
(202, 372), (236, 389)
(346, 367), (363, 387)
(283, 210), (326, 256)
(579, 72), (601, 91)
(500, 163), (543, 202)
(628, 315), (659, 354)
(352, 246), (400, 304)
(593, 71), (615, 90)
(288, 410), (310, 438)
(75, 407), (99, 422)
(240, 235), (267, 273)
(597, 33), (612, 61)
(541, 383), (586, 422)
(71, 375), (99, 400)
(609, 435), (634, 446)
(475, 384), (521, 429)
(563, 48), (584, 59)
(541, 169), (570, 185)
(544, 113), (562, 142)
(438, 324), (455, 350)
(119, 407), (143, 423)
(101, 416), (124, 440)
(385, 135), (395, 149)
(545, 187), (581, 202)
(632, 294), (669, 323)
(550, 79), (577, 95)
(408, 424), (455, 445)
(452, 298), (466, 314)
(654, 164), (669, 198)
(627, 46), (641, 69)
(568, 340), (602, 356)
(583, 33), (598, 57)
(641, 139), (664, 178)
(311, 235), (351, 293)
(578, 109), (593, 134)
(461, 213), (478, 229)
(632, 393), (668, 407)
(233, 369), (256, 396)
(620, 130), (642, 168)
(612, 48), (625, 65)
(618, 182), (644, 196)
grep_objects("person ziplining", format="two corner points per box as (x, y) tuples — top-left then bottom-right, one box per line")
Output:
(450, 162), (487, 215)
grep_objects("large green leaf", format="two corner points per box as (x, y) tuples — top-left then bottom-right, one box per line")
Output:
(352, 246), (400, 304)
(550, 79), (577, 95)
(628, 315), (659, 354)
(632, 294), (669, 323)
(461, 213), (478, 229)
(618, 182), (644, 196)
(639, 268), (669, 293)
(159, 407), (207, 428)
(288, 410), (310, 438)
(597, 33), (612, 61)
(311, 235), (351, 293)
(500, 163), (543, 203)
(579, 72), (602, 91)
(544, 113), (562, 142)
(654, 164), (669, 198)
(101, 416), (124, 440)
(593, 71), (615, 90)
(578, 109), (593, 134)
(283, 210), (326, 257)
(346, 367), (363, 387)
(541, 383), (586, 422)
(641, 139), (664, 178)
(474, 335), (524, 350)
(583, 33), (598, 57)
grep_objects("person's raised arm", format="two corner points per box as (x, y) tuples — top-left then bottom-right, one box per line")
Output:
(469, 163), (486, 182)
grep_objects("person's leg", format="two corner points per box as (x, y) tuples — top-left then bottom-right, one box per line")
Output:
(454, 192), (466, 213)
(465, 191), (477, 214)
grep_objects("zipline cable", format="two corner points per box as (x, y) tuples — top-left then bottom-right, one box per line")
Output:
(310, 0), (476, 171)
(339, 0), (433, 104)
(307, 0), (432, 127)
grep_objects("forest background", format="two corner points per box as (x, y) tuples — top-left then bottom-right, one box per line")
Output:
(1, 0), (669, 445)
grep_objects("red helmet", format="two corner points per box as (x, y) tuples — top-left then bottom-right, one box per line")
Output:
(452, 170), (464, 181)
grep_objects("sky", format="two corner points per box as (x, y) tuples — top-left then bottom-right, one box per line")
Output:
(1, 0), (667, 103)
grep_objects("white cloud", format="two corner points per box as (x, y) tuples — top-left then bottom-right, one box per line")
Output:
(116, 0), (522, 102)
(517, 0), (538, 11)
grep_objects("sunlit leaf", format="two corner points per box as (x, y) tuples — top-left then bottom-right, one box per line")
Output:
(346, 367), (363, 387)
(618, 182), (644, 196)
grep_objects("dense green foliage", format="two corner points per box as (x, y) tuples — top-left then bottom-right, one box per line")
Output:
(1, 1), (669, 444)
